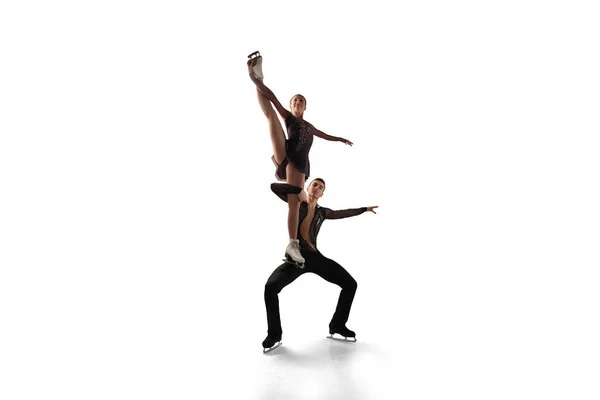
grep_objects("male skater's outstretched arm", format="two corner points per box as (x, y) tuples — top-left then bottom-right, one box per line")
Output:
(323, 206), (378, 219)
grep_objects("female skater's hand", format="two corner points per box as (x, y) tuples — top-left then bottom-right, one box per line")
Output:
(367, 206), (378, 214)
(342, 138), (353, 146)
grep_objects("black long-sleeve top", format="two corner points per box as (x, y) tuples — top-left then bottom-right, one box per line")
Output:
(271, 183), (367, 250)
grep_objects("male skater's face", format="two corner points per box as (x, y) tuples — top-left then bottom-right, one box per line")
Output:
(308, 180), (325, 199)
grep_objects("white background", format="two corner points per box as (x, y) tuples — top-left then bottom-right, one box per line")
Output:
(1, 0), (599, 399)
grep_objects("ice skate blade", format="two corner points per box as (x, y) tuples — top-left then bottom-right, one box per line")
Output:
(327, 334), (357, 343)
(262, 341), (282, 354)
(282, 258), (304, 268)
(248, 50), (261, 59)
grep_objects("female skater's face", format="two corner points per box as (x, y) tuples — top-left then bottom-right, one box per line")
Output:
(290, 95), (306, 114)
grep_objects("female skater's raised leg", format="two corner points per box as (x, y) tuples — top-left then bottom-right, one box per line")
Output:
(250, 55), (286, 166)
(255, 89), (286, 165)
(256, 94), (306, 264)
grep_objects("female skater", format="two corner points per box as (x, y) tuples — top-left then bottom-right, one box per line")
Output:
(247, 51), (353, 266)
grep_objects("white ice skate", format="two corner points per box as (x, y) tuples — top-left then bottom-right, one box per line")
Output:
(283, 239), (305, 268)
(247, 51), (263, 80)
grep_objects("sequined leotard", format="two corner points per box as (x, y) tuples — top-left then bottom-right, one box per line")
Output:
(273, 114), (315, 181)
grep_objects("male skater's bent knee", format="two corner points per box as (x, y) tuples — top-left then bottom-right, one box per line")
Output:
(264, 281), (282, 295)
(345, 278), (357, 291)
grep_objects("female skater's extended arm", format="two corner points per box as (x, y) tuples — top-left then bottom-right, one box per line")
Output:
(314, 129), (353, 146)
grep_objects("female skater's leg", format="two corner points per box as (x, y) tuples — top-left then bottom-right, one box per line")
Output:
(254, 85), (303, 263)
(255, 90), (286, 164)
(285, 164), (306, 240)
(250, 57), (286, 164)
(248, 56), (304, 264)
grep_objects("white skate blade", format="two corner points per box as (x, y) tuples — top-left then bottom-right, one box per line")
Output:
(282, 258), (305, 268)
(262, 341), (282, 354)
(327, 334), (357, 343)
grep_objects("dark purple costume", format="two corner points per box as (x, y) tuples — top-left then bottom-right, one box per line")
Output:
(272, 114), (315, 181)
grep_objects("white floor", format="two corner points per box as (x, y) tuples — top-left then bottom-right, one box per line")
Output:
(251, 335), (396, 400)
(2, 251), (599, 400)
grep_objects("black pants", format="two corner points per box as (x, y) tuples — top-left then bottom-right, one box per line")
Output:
(264, 247), (357, 335)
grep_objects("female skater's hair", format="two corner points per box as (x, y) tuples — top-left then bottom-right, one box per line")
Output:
(290, 94), (307, 106)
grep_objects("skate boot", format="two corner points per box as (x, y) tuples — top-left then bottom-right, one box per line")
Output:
(327, 324), (357, 342)
(247, 51), (263, 80)
(283, 239), (305, 268)
(262, 331), (282, 353)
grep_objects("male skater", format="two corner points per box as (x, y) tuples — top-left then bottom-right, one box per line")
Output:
(262, 178), (378, 351)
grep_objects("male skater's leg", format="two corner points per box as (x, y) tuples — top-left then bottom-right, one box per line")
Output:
(308, 252), (358, 336)
(263, 262), (305, 347)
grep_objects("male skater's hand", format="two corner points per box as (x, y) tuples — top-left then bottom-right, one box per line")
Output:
(298, 190), (308, 203)
(342, 138), (353, 146)
(367, 206), (378, 214)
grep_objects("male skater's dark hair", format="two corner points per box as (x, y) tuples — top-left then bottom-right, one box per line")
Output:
(312, 177), (326, 190)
